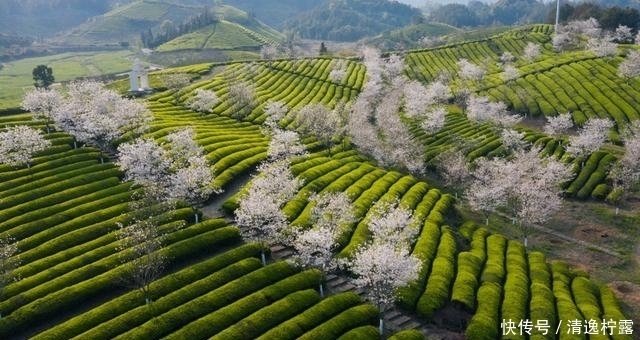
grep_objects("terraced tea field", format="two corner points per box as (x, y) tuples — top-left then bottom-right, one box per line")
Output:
(2, 23), (638, 339)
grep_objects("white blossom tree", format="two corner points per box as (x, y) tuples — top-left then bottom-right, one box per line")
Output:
(501, 65), (519, 83)
(0, 125), (51, 169)
(290, 192), (356, 296)
(608, 122), (640, 213)
(346, 242), (421, 334)
(267, 128), (307, 161)
(186, 88), (220, 113)
(420, 106), (447, 135)
(262, 101), (288, 130)
(618, 50), (640, 80)
(544, 112), (574, 137)
(566, 118), (614, 164)
(51, 80), (151, 161)
(613, 25), (634, 44)
(554, 18), (602, 51)
(499, 51), (515, 64)
(348, 47), (425, 175)
(0, 235), (19, 318)
(116, 127), (217, 207)
(466, 147), (573, 246)
(295, 103), (345, 151)
(234, 160), (303, 264)
(260, 44), (278, 61)
(367, 200), (419, 249)
(587, 36), (618, 58)
(116, 218), (167, 305)
(500, 128), (527, 152)
(457, 58), (486, 84)
(434, 148), (472, 198)
(21, 88), (62, 133)
(522, 42), (541, 63)
(466, 95), (522, 127)
(162, 73), (191, 104)
(227, 81), (257, 119)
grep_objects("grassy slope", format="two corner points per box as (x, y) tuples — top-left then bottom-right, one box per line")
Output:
(0, 51), (136, 110)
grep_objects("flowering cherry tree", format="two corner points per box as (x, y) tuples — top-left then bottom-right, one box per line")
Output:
(295, 103), (345, 151)
(116, 127), (217, 206)
(466, 95), (522, 127)
(234, 160), (303, 264)
(291, 192), (355, 296)
(522, 42), (541, 63)
(0, 125), (51, 169)
(0, 235), (19, 318)
(186, 88), (220, 113)
(367, 200), (418, 249)
(116, 218), (167, 305)
(346, 242), (420, 334)
(262, 101), (288, 129)
(466, 147), (573, 246)
(162, 73), (191, 104)
(566, 118), (614, 164)
(21, 88), (62, 133)
(434, 148), (472, 197)
(608, 122), (640, 212)
(587, 36), (618, 58)
(49, 80), (151, 160)
(420, 106), (447, 134)
(501, 65), (519, 83)
(618, 50), (640, 80)
(267, 128), (307, 161)
(227, 81), (257, 119)
(348, 47), (425, 175)
(544, 112), (574, 137)
(457, 58), (486, 84)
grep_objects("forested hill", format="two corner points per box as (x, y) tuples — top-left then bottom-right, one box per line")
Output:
(220, 0), (318, 29)
(0, 0), (115, 36)
(284, 0), (424, 42)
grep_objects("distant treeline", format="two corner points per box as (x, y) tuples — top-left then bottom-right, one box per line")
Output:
(554, 3), (640, 32)
(428, 0), (640, 31)
(140, 7), (219, 48)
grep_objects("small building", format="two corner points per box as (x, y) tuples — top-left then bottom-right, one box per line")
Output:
(129, 58), (151, 92)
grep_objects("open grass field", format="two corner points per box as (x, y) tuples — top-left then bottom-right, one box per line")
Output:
(0, 50), (137, 110)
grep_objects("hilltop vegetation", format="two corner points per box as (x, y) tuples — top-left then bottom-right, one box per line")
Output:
(284, 0), (424, 42)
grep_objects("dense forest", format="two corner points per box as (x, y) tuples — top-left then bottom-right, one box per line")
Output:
(284, 0), (423, 41)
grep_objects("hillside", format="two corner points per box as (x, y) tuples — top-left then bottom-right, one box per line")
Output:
(0, 0), (117, 37)
(50, 1), (210, 46)
(2, 23), (639, 339)
(284, 0), (424, 42)
(220, 0), (319, 29)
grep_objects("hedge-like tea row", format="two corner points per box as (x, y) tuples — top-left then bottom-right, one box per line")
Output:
(500, 241), (530, 340)
(451, 227), (488, 310)
(31, 242), (262, 340)
(0, 222), (240, 338)
(161, 269), (322, 340)
(528, 251), (556, 340)
(297, 304), (379, 340)
(416, 227), (457, 319)
(209, 289), (321, 340)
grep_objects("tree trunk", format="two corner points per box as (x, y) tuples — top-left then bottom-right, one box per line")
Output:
(195, 213), (199, 223)
(616, 207), (619, 216)
(379, 318), (384, 335)
(319, 281), (324, 298)
(260, 250), (267, 266)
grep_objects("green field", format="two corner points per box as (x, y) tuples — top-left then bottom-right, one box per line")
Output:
(0, 50), (137, 110)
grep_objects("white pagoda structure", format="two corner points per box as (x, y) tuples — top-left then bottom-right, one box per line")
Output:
(129, 58), (150, 92)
